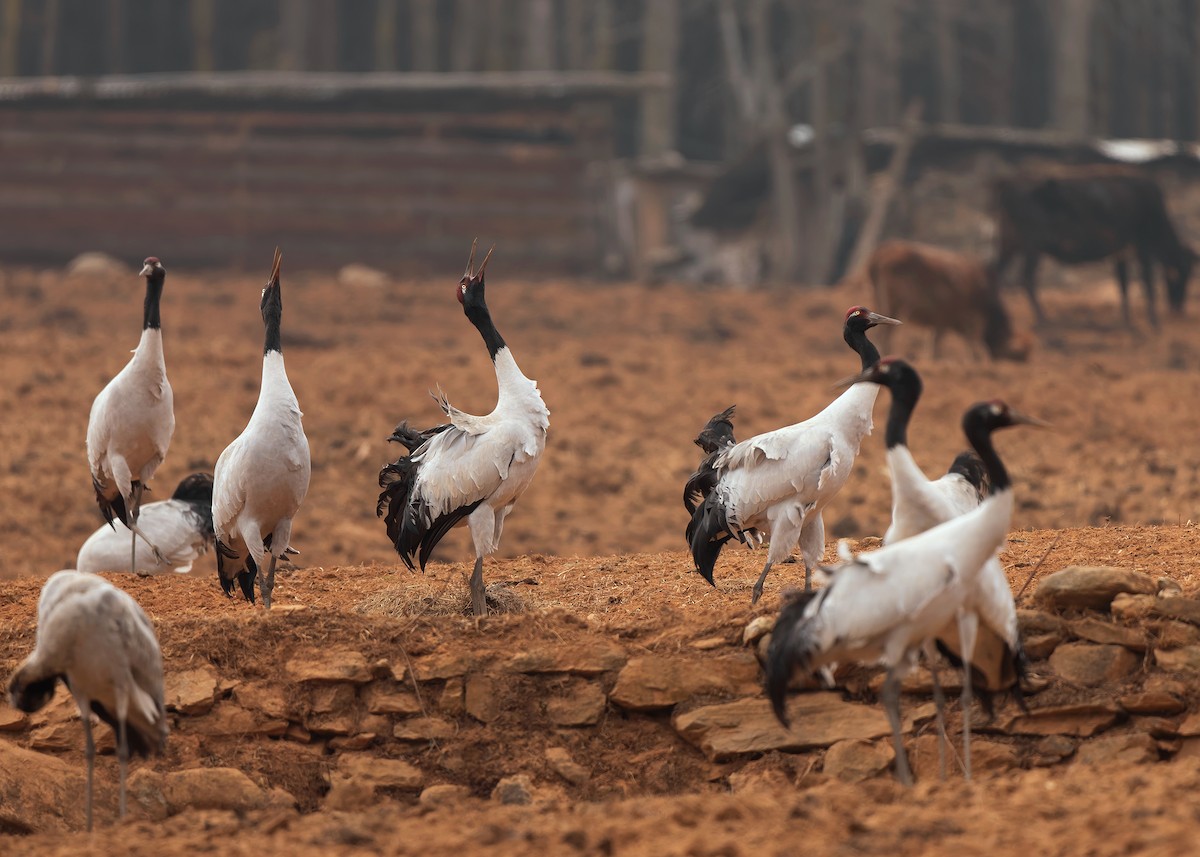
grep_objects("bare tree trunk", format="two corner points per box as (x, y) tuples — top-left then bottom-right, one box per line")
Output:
(40, 0), (58, 75)
(749, 0), (800, 281)
(374, 0), (398, 71)
(189, 0), (214, 72)
(1053, 0), (1093, 136)
(592, 0), (614, 70)
(105, 0), (126, 72)
(859, 0), (898, 127)
(562, 0), (587, 70)
(483, 0), (507, 71)
(639, 0), (679, 156)
(934, 0), (959, 123)
(278, 1), (310, 71)
(312, 0), (338, 70)
(411, 0), (438, 71)
(811, 57), (834, 282)
(718, 0), (758, 125)
(522, 0), (554, 70)
(0, 0), (18, 77)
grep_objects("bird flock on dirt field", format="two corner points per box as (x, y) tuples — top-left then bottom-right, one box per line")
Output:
(7, 242), (1048, 827)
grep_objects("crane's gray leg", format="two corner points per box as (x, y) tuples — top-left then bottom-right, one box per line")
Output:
(882, 669), (914, 786)
(750, 560), (774, 605)
(470, 556), (486, 617)
(82, 714), (95, 832)
(261, 554), (278, 610)
(118, 717), (129, 820)
(927, 649), (948, 781)
(957, 610), (979, 781)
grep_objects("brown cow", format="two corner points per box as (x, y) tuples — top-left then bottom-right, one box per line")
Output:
(989, 165), (1196, 328)
(869, 240), (1030, 361)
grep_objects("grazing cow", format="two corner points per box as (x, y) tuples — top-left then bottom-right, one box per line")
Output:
(989, 166), (1196, 328)
(869, 240), (1030, 361)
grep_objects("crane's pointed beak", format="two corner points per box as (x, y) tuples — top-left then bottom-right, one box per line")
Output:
(476, 244), (495, 279)
(139, 263), (153, 277)
(1010, 410), (1051, 429)
(866, 311), (902, 327)
(269, 247), (282, 286)
(464, 238), (479, 279)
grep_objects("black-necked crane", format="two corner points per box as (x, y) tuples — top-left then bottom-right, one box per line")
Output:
(686, 306), (901, 603)
(377, 241), (549, 617)
(7, 570), (167, 831)
(212, 248), (311, 608)
(86, 256), (175, 574)
(766, 399), (1043, 785)
(76, 471), (214, 575)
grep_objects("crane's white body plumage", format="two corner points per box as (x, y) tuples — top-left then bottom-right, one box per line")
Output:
(8, 570), (166, 830)
(883, 447), (981, 544)
(87, 327), (174, 518)
(213, 351), (311, 604)
(712, 382), (879, 579)
(412, 349), (548, 554)
(77, 497), (211, 575)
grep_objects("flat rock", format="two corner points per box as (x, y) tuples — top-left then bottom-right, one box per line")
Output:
(30, 718), (112, 754)
(234, 682), (293, 720)
(363, 683), (423, 716)
(182, 702), (288, 737)
(1149, 620), (1200, 649)
(1049, 643), (1139, 686)
(1067, 617), (1147, 652)
(329, 734), (375, 751)
(1154, 645), (1200, 672)
(285, 648), (371, 684)
(507, 640), (626, 676)
(309, 683), (356, 715)
(411, 651), (475, 681)
(1023, 632), (1064, 661)
(1076, 732), (1157, 765)
(127, 768), (169, 821)
(420, 784), (472, 807)
(742, 616), (775, 646)
(337, 755), (423, 790)
(440, 677), (465, 716)
(393, 716), (456, 742)
(464, 673), (500, 723)
(1150, 598), (1200, 627)
(0, 707), (27, 732)
(610, 654), (760, 711)
(304, 711), (357, 737)
(0, 741), (89, 832)
(909, 734), (1017, 780)
(823, 739), (894, 783)
(163, 768), (266, 814)
(545, 747), (590, 785)
(1119, 691), (1186, 716)
(1037, 567), (1157, 612)
(1001, 703), (1121, 737)
(547, 680), (607, 727)
(164, 665), (220, 716)
(1176, 711), (1200, 737)
(1018, 609), (1065, 635)
(1030, 734), (1077, 766)
(673, 693), (894, 762)
(492, 774), (533, 805)
(1111, 594), (1157, 622)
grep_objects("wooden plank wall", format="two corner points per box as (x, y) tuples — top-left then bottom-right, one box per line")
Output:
(0, 98), (617, 274)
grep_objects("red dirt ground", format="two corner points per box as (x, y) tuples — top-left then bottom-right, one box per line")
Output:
(1, 261), (1200, 855)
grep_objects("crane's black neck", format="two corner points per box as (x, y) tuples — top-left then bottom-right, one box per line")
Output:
(964, 411), (1011, 493)
(882, 365), (922, 450)
(844, 323), (881, 371)
(142, 271), (165, 331)
(262, 284), (282, 355)
(463, 281), (506, 359)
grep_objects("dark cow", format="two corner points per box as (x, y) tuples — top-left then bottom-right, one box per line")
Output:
(989, 166), (1196, 328)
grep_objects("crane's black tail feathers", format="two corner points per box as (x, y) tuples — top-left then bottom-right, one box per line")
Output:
(90, 700), (165, 757)
(386, 420), (452, 453)
(765, 589), (822, 727)
(694, 405), (738, 455)
(378, 454), (482, 571)
(682, 456), (720, 515)
(948, 450), (990, 501)
(686, 491), (735, 585)
(92, 477), (132, 528)
(215, 538), (256, 603)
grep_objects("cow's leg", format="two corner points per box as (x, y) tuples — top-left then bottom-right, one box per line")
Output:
(1019, 253), (1046, 327)
(1138, 247), (1159, 329)
(1114, 256), (1133, 329)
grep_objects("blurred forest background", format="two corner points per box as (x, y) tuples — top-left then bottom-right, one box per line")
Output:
(1, 1), (1199, 280)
